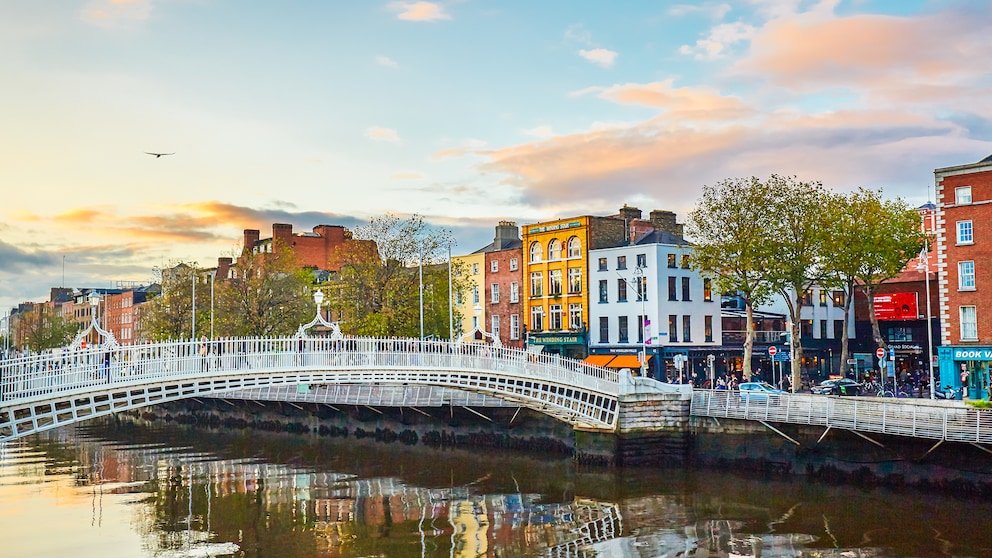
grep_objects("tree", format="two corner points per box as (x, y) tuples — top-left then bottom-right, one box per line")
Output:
(331, 214), (469, 338)
(687, 177), (778, 381)
(763, 176), (836, 391)
(16, 304), (77, 352)
(213, 245), (313, 338)
(138, 262), (200, 341)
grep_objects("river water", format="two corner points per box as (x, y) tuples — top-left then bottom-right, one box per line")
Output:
(2, 420), (989, 558)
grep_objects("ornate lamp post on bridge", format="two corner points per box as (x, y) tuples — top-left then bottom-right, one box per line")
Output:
(295, 290), (343, 339)
(69, 292), (119, 350)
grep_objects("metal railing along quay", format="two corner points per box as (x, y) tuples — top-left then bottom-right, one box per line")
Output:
(691, 389), (992, 445)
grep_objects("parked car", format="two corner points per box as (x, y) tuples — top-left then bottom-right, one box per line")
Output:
(738, 381), (786, 403)
(811, 378), (862, 396)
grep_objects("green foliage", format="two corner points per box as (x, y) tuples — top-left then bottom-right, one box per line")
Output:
(17, 304), (77, 352)
(967, 400), (992, 409)
(139, 261), (198, 341)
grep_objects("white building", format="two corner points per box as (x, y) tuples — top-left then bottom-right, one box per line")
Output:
(587, 230), (721, 378)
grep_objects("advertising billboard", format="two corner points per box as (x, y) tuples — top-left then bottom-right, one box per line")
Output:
(873, 292), (919, 321)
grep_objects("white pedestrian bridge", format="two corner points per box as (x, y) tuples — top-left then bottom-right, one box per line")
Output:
(0, 336), (663, 441)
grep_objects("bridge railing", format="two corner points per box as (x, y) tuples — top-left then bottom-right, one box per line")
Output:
(0, 337), (620, 404)
(691, 389), (992, 444)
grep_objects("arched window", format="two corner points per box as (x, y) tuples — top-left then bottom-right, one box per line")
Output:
(529, 241), (542, 263)
(567, 236), (581, 258)
(548, 239), (563, 260)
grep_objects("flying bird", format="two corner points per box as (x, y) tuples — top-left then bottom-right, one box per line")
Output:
(145, 152), (175, 158)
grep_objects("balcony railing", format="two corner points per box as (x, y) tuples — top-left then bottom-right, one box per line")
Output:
(721, 330), (786, 345)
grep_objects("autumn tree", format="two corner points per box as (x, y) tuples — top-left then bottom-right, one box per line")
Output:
(763, 176), (837, 391)
(213, 245), (313, 338)
(139, 262), (200, 341)
(16, 304), (77, 352)
(331, 214), (468, 338)
(687, 177), (777, 381)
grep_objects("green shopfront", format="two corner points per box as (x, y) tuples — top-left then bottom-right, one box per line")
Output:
(937, 346), (991, 400)
(527, 332), (587, 360)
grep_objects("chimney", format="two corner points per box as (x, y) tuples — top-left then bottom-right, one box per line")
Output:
(243, 229), (260, 251)
(217, 257), (233, 280)
(313, 224), (345, 243)
(272, 223), (293, 246)
(618, 204), (642, 222)
(493, 221), (519, 249)
(649, 210), (684, 238)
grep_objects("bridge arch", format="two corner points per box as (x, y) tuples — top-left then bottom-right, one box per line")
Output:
(0, 337), (624, 441)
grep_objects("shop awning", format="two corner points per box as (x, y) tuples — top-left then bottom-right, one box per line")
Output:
(583, 354), (616, 367)
(604, 355), (651, 369)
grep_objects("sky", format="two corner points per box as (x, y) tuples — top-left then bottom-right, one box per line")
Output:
(2, 0), (991, 312)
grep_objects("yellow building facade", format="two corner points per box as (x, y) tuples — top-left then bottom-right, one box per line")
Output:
(450, 251), (486, 342)
(521, 216), (626, 358)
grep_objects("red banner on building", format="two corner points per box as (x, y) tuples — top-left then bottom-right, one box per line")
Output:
(873, 292), (919, 321)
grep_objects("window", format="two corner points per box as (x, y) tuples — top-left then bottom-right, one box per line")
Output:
(491, 283), (500, 303)
(568, 268), (582, 294)
(510, 314), (520, 340)
(680, 254), (690, 269)
(617, 255), (627, 270)
(472, 315), (479, 331)
(636, 253), (647, 268)
(832, 290), (845, 307)
(549, 304), (563, 330)
(509, 258), (518, 271)
(637, 315), (646, 343)
(599, 280), (608, 303)
(703, 278), (712, 302)
(530, 272), (543, 297)
(960, 306), (978, 340)
(682, 315), (692, 342)
(472, 285), (479, 304)
(531, 306), (544, 331)
(818, 290), (827, 306)
(956, 186), (973, 205)
(668, 315), (678, 342)
(681, 277), (690, 301)
(957, 220), (974, 244)
(704, 315), (713, 343)
(618, 316), (629, 343)
(549, 269), (563, 296)
(567, 236), (581, 258)
(800, 290), (813, 306)
(491, 315), (500, 339)
(491, 260), (498, 272)
(800, 319), (814, 339)
(636, 276), (647, 301)
(472, 263), (479, 275)
(548, 239), (563, 260)
(959, 260), (976, 290)
(529, 242), (542, 263)
(617, 278), (628, 302)
(667, 254), (676, 268)
(819, 320), (827, 339)
(569, 304), (582, 330)
(668, 276), (677, 301)
(598, 316), (609, 343)
(510, 282), (519, 303)
(834, 320), (844, 340)
(888, 326), (912, 342)
(598, 257), (607, 271)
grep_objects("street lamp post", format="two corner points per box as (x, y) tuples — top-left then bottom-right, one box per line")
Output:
(191, 269), (196, 341)
(209, 270), (216, 340)
(918, 246), (936, 399)
(634, 266), (648, 378)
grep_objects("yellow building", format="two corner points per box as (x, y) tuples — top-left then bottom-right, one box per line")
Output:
(450, 251), (486, 342)
(521, 215), (627, 358)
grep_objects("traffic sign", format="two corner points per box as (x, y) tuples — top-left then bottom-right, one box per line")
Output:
(768, 346), (777, 356)
(81, 340), (87, 349)
(875, 348), (885, 359)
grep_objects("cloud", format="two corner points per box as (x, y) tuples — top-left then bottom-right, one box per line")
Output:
(679, 21), (756, 59)
(366, 126), (401, 142)
(578, 48), (618, 68)
(390, 171), (427, 180)
(564, 23), (593, 46)
(572, 81), (751, 121)
(80, 0), (151, 27)
(0, 240), (57, 273)
(388, 1), (451, 22)
(522, 125), (555, 139)
(375, 55), (398, 68)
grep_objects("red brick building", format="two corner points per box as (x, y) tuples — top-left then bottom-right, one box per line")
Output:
(934, 154), (992, 398)
(241, 223), (378, 274)
(481, 222), (524, 349)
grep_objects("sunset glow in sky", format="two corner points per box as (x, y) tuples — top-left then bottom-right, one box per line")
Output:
(2, 0), (990, 311)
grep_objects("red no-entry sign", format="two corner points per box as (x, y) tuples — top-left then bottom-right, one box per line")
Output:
(876, 347), (885, 359)
(768, 346), (777, 356)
